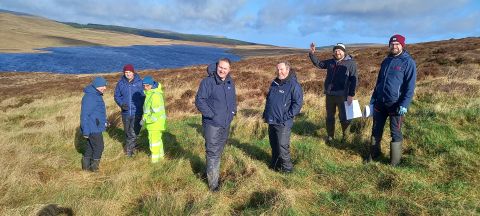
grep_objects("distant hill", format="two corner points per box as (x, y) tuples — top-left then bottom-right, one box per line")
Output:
(61, 22), (257, 46)
(0, 9), (262, 54)
(0, 9), (36, 17)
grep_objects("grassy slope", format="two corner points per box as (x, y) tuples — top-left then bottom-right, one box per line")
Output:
(0, 38), (479, 215)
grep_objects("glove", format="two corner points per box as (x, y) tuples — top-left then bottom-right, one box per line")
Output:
(369, 97), (376, 105)
(398, 106), (407, 116)
(121, 103), (129, 111)
(83, 135), (89, 139)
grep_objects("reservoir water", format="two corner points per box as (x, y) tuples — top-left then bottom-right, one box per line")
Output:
(0, 45), (240, 74)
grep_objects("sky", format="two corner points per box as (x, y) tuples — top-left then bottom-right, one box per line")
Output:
(1, 0), (479, 48)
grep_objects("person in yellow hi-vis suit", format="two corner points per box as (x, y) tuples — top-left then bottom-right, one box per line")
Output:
(141, 76), (166, 163)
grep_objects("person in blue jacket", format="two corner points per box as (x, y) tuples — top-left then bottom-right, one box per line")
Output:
(263, 61), (303, 173)
(195, 58), (237, 192)
(369, 34), (417, 166)
(114, 64), (144, 157)
(80, 77), (108, 172)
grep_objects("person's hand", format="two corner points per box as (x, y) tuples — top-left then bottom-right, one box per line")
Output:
(105, 121), (110, 127)
(121, 103), (128, 111)
(83, 135), (89, 139)
(398, 106), (408, 116)
(310, 42), (316, 53)
(369, 97), (376, 105)
(139, 119), (144, 126)
(347, 96), (353, 105)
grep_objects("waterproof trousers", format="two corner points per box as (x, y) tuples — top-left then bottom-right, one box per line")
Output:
(122, 115), (142, 156)
(268, 124), (293, 172)
(84, 133), (104, 160)
(203, 123), (229, 191)
(147, 130), (164, 163)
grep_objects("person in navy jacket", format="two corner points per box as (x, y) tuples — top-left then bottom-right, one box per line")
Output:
(80, 77), (108, 172)
(114, 64), (145, 157)
(195, 58), (237, 191)
(263, 61), (303, 173)
(369, 34), (417, 166)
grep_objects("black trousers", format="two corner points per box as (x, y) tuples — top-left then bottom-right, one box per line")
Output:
(268, 124), (293, 171)
(325, 95), (350, 137)
(122, 114), (142, 153)
(84, 133), (104, 160)
(203, 123), (229, 189)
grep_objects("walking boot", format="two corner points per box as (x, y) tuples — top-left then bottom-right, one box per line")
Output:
(368, 137), (381, 162)
(90, 159), (101, 172)
(81, 157), (91, 171)
(390, 141), (402, 166)
(326, 120), (335, 144)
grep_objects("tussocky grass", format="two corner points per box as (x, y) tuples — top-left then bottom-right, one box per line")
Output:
(0, 37), (479, 215)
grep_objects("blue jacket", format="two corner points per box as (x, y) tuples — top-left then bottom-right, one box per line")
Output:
(80, 85), (107, 136)
(195, 67), (237, 128)
(372, 50), (417, 108)
(114, 73), (144, 116)
(309, 53), (358, 97)
(263, 71), (303, 127)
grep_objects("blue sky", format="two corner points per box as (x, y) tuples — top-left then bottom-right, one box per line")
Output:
(1, 0), (479, 48)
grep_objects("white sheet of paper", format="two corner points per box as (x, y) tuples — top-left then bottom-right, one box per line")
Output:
(344, 100), (363, 120)
(363, 104), (374, 118)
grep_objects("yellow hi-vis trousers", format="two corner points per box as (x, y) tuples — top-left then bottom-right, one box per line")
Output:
(148, 130), (164, 163)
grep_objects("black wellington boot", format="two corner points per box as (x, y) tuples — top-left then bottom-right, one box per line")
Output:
(368, 137), (381, 162)
(82, 157), (91, 171)
(90, 159), (101, 172)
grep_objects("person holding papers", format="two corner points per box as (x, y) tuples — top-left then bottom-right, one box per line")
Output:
(309, 42), (358, 143)
(368, 34), (417, 166)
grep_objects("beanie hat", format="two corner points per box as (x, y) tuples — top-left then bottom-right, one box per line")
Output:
(92, 77), (107, 88)
(142, 76), (154, 85)
(123, 64), (135, 73)
(332, 43), (346, 52)
(389, 34), (405, 47)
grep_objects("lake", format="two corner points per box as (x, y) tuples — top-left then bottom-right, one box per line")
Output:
(0, 45), (241, 74)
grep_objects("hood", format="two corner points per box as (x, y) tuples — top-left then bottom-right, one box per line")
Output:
(84, 84), (102, 96)
(207, 62), (217, 77)
(344, 54), (353, 61)
(145, 82), (162, 94)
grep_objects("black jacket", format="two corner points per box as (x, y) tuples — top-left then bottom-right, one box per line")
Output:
(309, 53), (358, 97)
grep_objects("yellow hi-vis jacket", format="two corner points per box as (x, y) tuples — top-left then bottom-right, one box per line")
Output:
(143, 84), (166, 131)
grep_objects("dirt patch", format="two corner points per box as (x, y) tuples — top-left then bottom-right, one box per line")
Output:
(24, 120), (46, 128)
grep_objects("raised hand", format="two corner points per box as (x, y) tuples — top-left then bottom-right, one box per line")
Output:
(310, 42), (316, 53)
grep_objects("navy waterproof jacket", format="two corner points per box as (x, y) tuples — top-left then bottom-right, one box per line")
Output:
(195, 65), (237, 128)
(371, 50), (416, 108)
(80, 85), (107, 136)
(263, 71), (303, 128)
(114, 73), (144, 116)
(309, 53), (358, 97)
